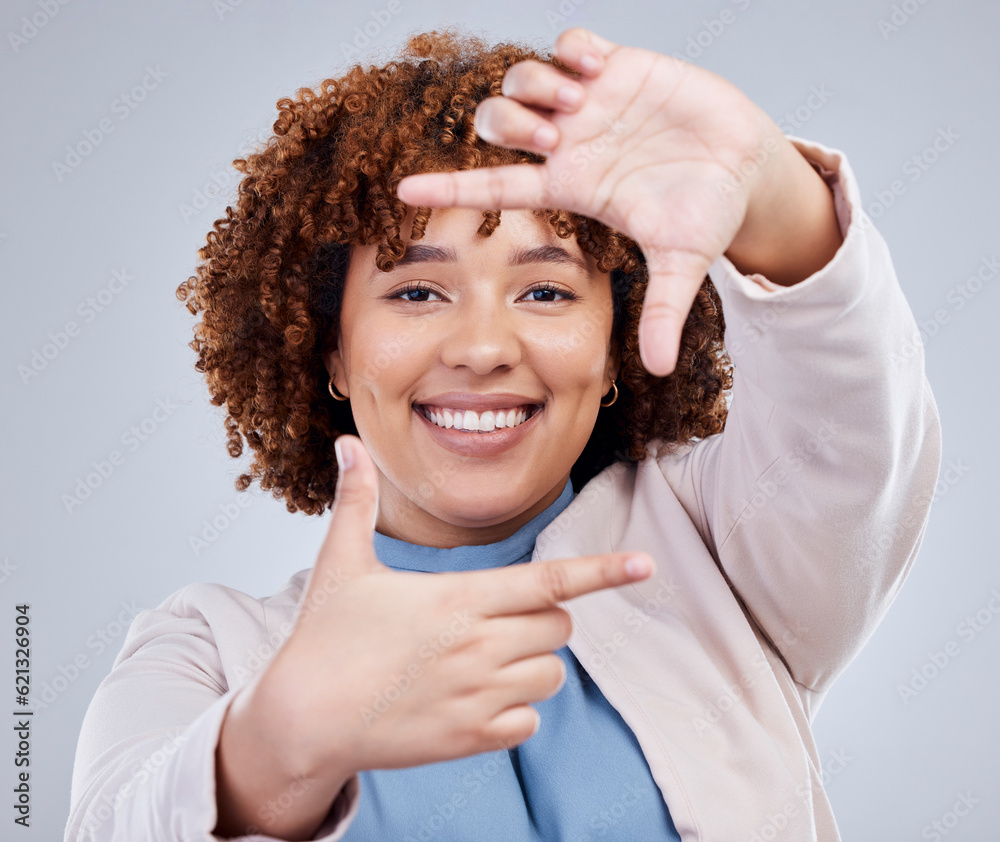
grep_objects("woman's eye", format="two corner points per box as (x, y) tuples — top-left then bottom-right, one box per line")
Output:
(526, 285), (575, 302)
(392, 284), (441, 302)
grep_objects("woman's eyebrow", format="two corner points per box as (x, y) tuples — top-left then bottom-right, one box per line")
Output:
(367, 243), (590, 283)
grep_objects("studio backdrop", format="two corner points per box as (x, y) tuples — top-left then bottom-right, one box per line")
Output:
(1, 0), (997, 839)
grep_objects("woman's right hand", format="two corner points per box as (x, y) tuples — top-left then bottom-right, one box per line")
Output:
(258, 433), (654, 781)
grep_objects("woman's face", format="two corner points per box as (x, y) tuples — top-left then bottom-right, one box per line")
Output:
(324, 206), (619, 548)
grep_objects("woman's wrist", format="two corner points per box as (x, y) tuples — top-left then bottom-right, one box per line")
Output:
(724, 109), (844, 287)
(213, 674), (355, 839)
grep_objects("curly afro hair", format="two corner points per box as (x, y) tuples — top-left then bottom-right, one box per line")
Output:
(175, 26), (733, 516)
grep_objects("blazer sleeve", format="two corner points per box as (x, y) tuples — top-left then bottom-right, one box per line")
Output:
(654, 135), (943, 697)
(64, 583), (361, 842)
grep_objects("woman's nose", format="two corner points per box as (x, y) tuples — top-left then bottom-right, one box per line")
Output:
(437, 295), (524, 375)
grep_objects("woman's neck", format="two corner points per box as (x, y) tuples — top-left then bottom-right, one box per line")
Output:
(373, 472), (572, 549)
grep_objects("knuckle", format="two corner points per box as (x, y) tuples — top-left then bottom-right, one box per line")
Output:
(334, 472), (375, 508)
(553, 607), (574, 642)
(435, 580), (475, 621)
(460, 630), (494, 662)
(487, 169), (506, 208)
(509, 707), (540, 744)
(536, 561), (572, 604)
(452, 715), (488, 756)
(546, 654), (567, 691)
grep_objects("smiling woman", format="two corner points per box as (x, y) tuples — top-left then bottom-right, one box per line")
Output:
(170, 33), (730, 525)
(65, 24), (941, 842)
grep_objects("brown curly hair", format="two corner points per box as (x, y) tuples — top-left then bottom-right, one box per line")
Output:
(175, 26), (733, 516)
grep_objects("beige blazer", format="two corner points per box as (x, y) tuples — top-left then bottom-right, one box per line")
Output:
(65, 136), (942, 841)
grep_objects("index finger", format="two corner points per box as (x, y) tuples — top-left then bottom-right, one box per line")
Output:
(396, 163), (549, 211)
(473, 552), (654, 617)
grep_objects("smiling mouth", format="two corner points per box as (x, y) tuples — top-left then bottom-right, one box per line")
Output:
(414, 403), (542, 433)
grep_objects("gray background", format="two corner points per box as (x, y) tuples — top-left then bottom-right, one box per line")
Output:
(1, 0), (997, 839)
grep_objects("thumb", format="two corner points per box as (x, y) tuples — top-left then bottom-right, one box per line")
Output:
(300, 435), (385, 615)
(638, 245), (712, 376)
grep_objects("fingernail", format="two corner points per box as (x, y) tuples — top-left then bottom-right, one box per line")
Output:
(625, 554), (652, 578)
(335, 437), (354, 471)
(580, 53), (603, 73)
(534, 125), (559, 148)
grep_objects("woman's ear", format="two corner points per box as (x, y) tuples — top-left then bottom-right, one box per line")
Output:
(323, 347), (348, 398)
(607, 339), (621, 385)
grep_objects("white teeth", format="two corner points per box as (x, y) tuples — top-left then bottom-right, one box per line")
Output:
(422, 405), (535, 432)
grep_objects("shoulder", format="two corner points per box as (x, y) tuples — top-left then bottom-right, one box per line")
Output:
(115, 569), (313, 692)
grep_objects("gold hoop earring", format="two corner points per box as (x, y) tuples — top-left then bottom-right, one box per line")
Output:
(600, 381), (618, 408)
(328, 377), (349, 401)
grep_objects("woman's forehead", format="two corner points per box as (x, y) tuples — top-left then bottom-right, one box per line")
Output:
(352, 206), (593, 263)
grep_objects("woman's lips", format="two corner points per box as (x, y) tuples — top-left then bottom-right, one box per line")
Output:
(413, 403), (543, 457)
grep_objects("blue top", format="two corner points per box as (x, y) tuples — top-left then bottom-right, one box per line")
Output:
(339, 478), (681, 841)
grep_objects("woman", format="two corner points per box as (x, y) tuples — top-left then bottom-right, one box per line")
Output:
(65, 26), (941, 842)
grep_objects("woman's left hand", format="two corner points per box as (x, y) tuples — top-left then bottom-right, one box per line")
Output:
(396, 27), (829, 377)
